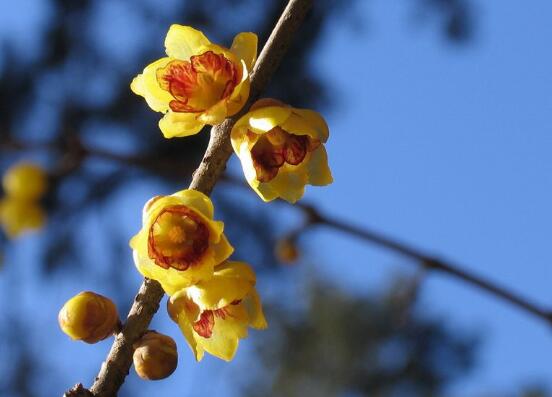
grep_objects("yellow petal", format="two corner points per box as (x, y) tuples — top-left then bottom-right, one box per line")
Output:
(234, 105), (292, 134)
(230, 32), (258, 71)
(133, 249), (216, 296)
(131, 57), (174, 113)
(226, 61), (251, 116)
(189, 261), (256, 310)
(196, 304), (249, 361)
(245, 290), (268, 330)
(171, 189), (214, 220)
(259, 164), (308, 203)
(167, 295), (205, 361)
(159, 111), (205, 138)
(307, 146), (333, 186)
(211, 234), (234, 265)
(196, 101), (228, 125)
(281, 110), (329, 141)
(164, 25), (211, 60)
(290, 109), (330, 142)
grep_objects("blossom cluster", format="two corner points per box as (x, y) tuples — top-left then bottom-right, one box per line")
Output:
(59, 23), (333, 381)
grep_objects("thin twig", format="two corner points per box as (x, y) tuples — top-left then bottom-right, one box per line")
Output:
(300, 203), (552, 327)
(68, 1), (314, 396)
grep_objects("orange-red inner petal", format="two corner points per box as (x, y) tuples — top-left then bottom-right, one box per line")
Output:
(192, 307), (231, 338)
(250, 127), (320, 182)
(148, 205), (210, 271)
(157, 51), (239, 113)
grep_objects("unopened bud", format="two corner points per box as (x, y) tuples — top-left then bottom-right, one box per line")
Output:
(58, 291), (119, 344)
(2, 163), (48, 201)
(133, 331), (178, 380)
(275, 238), (300, 264)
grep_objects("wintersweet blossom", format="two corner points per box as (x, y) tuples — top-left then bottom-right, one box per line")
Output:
(130, 189), (233, 295)
(131, 25), (257, 138)
(0, 197), (45, 238)
(231, 99), (333, 203)
(2, 162), (48, 201)
(168, 261), (267, 361)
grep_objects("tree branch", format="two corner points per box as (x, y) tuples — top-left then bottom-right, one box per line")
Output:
(64, 1), (314, 396)
(298, 202), (552, 327)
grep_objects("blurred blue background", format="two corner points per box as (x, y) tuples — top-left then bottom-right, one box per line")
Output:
(0, 0), (550, 396)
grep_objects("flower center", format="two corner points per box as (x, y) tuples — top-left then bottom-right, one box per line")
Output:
(148, 205), (210, 271)
(157, 51), (239, 113)
(250, 127), (320, 182)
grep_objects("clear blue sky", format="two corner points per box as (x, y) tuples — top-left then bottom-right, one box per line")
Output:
(1, 0), (551, 396)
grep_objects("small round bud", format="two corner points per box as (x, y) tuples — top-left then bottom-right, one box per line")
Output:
(133, 331), (178, 380)
(58, 291), (119, 344)
(2, 163), (48, 201)
(275, 238), (300, 264)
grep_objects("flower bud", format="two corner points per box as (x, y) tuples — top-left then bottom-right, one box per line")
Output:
(58, 291), (119, 344)
(133, 331), (178, 380)
(275, 238), (300, 264)
(2, 163), (48, 201)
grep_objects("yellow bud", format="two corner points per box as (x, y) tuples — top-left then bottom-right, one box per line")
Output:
(275, 238), (300, 264)
(0, 197), (45, 238)
(58, 291), (119, 344)
(133, 331), (178, 380)
(2, 163), (48, 201)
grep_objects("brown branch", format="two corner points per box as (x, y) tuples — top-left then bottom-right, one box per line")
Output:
(298, 202), (552, 327)
(65, 1), (314, 396)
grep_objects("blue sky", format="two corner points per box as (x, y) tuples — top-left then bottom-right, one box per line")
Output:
(292, 0), (552, 394)
(1, 0), (551, 395)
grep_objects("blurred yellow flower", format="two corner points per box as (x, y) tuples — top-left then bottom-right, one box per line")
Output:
(2, 162), (48, 201)
(131, 25), (257, 138)
(231, 99), (333, 203)
(130, 189), (233, 295)
(168, 261), (267, 361)
(0, 197), (45, 238)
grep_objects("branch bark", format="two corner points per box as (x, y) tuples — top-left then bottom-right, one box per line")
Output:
(65, 1), (313, 396)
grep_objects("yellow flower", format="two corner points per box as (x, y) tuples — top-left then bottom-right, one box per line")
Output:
(231, 99), (333, 203)
(0, 197), (45, 238)
(131, 25), (257, 138)
(3, 162), (48, 201)
(130, 189), (233, 295)
(168, 261), (267, 362)
(58, 291), (120, 344)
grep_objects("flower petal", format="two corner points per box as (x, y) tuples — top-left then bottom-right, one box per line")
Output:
(159, 111), (205, 138)
(234, 106), (292, 134)
(196, 304), (249, 361)
(291, 109), (330, 142)
(230, 32), (258, 71)
(167, 294), (205, 361)
(171, 189), (214, 219)
(245, 290), (268, 330)
(189, 261), (256, 310)
(131, 57), (174, 113)
(307, 146), (333, 186)
(196, 100), (228, 125)
(280, 110), (328, 141)
(211, 234), (234, 265)
(165, 25), (211, 60)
